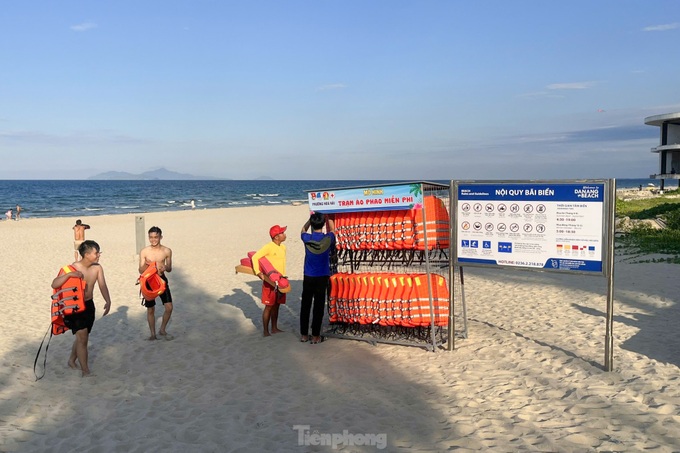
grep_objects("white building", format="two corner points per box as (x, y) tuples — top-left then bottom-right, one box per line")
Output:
(645, 112), (680, 190)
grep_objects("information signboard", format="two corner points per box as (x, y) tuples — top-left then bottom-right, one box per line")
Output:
(454, 181), (608, 274)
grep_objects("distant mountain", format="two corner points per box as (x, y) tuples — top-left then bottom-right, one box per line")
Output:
(88, 168), (223, 180)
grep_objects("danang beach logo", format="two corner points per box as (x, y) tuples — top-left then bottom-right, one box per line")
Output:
(574, 185), (601, 199)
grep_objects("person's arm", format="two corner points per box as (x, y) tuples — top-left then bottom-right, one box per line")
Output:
(326, 218), (335, 233)
(251, 244), (269, 277)
(301, 220), (311, 234)
(84, 224), (90, 229)
(162, 248), (173, 273)
(51, 268), (83, 289)
(138, 250), (149, 274)
(96, 266), (112, 316)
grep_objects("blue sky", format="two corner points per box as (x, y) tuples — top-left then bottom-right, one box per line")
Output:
(1, 1), (678, 180)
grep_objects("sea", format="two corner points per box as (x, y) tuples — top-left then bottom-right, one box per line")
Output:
(0, 178), (659, 220)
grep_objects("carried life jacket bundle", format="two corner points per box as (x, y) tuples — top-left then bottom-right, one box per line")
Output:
(235, 252), (291, 293)
(137, 262), (167, 302)
(51, 265), (86, 335)
(34, 265), (86, 381)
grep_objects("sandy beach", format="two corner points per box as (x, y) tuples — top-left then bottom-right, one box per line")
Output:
(1, 204), (680, 452)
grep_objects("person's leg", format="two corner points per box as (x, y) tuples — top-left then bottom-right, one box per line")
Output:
(68, 339), (79, 369)
(73, 329), (90, 376)
(262, 305), (273, 336)
(270, 303), (283, 334)
(159, 302), (173, 335)
(300, 276), (313, 340)
(146, 306), (156, 340)
(311, 277), (329, 338)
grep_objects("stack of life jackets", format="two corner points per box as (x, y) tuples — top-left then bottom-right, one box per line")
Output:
(333, 195), (450, 251)
(327, 272), (449, 327)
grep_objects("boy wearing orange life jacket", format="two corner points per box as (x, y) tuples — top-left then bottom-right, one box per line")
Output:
(51, 240), (112, 377)
(252, 225), (287, 337)
(300, 213), (336, 344)
(139, 226), (174, 341)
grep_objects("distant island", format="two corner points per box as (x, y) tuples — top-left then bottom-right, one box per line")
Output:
(88, 168), (225, 181)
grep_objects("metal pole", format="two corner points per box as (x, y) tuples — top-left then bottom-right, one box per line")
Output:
(448, 182), (455, 350)
(421, 185), (437, 351)
(604, 179), (616, 371)
(460, 267), (468, 338)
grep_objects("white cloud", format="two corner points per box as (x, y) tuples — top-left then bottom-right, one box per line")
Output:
(516, 91), (565, 99)
(547, 82), (596, 90)
(643, 23), (680, 32)
(316, 83), (347, 92)
(70, 22), (97, 32)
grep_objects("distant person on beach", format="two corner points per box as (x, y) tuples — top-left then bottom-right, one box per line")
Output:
(300, 212), (335, 344)
(15, 205), (21, 220)
(190, 199), (196, 209)
(51, 240), (112, 377)
(252, 225), (287, 337)
(73, 220), (91, 261)
(139, 226), (174, 340)
(5, 209), (11, 221)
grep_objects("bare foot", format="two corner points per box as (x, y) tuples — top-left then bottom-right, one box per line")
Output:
(263, 332), (271, 337)
(82, 371), (96, 378)
(147, 335), (157, 341)
(68, 361), (80, 370)
(271, 328), (284, 334)
(158, 332), (174, 340)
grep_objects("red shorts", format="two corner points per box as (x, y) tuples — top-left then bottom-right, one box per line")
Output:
(262, 281), (286, 306)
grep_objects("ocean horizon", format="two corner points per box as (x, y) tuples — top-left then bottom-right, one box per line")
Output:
(0, 178), (662, 220)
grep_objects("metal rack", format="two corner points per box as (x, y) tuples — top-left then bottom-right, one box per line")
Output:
(307, 181), (465, 351)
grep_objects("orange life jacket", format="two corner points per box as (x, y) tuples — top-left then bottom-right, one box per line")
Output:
(328, 273), (339, 322)
(409, 273), (449, 326)
(402, 211), (416, 249)
(51, 265), (86, 335)
(413, 196), (450, 250)
(399, 275), (416, 327)
(138, 262), (167, 301)
(357, 274), (370, 324)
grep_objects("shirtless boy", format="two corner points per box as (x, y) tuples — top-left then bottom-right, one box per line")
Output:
(73, 219), (91, 261)
(51, 240), (112, 377)
(139, 226), (174, 340)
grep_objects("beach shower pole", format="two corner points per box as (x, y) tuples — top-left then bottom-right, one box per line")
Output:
(135, 216), (145, 256)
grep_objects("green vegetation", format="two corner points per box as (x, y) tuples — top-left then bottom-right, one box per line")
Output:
(616, 189), (680, 262)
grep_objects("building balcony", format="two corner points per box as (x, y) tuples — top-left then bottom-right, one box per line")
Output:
(650, 143), (680, 153)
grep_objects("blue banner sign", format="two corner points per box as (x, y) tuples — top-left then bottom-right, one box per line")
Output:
(308, 183), (424, 213)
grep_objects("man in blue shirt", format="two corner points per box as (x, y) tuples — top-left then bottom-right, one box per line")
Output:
(300, 212), (336, 344)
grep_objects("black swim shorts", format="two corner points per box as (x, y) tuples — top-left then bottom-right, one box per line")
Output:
(63, 299), (96, 334)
